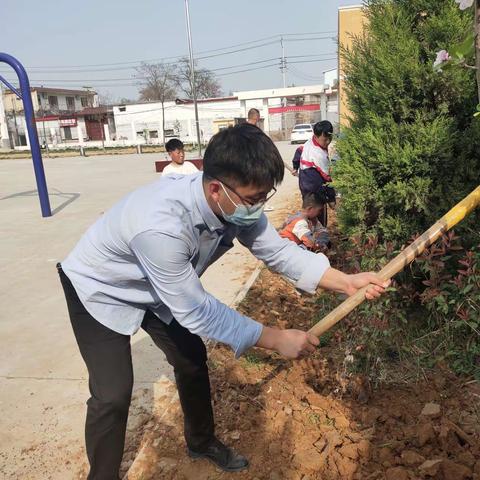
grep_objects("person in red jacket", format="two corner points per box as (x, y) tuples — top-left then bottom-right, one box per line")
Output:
(279, 192), (330, 251)
(298, 120), (334, 226)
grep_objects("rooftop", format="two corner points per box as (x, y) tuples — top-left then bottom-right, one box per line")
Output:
(4, 86), (97, 96)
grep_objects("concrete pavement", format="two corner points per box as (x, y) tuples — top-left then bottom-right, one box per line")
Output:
(0, 141), (300, 479)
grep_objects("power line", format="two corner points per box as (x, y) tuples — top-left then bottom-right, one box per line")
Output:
(286, 53), (336, 59)
(0, 49), (280, 75)
(288, 58), (336, 65)
(1, 55), (336, 85)
(215, 63), (280, 77)
(3, 61), (282, 87)
(0, 43), (278, 74)
(0, 31), (337, 72)
(0, 50), (335, 75)
(284, 36), (336, 42)
(210, 57), (280, 72)
(0, 40), (280, 74)
(287, 65), (324, 82)
(1, 54), (337, 92)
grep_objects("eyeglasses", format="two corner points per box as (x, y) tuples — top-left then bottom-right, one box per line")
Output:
(213, 177), (277, 208)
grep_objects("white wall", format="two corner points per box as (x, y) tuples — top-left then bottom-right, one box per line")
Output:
(324, 69), (338, 88)
(326, 92), (339, 126)
(113, 99), (242, 144)
(113, 85), (329, 145)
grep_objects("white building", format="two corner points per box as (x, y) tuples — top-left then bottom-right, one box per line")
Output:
(2, 86), (101, 148)
(2, 83), (338, 150)
(113, 96), (242, 146)
(323, 68), (338, 89)
(113, 84), (339, 145)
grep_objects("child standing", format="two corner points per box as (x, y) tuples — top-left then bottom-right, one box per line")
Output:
(279, 192), (330, 251)
(298, 120), (334, 226)
(162, 138), (199, 175)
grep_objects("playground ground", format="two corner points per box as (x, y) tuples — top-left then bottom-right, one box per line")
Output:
(0, 142), (300, 479)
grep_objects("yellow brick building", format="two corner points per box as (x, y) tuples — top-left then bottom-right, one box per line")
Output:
(338, 5), (367, 127)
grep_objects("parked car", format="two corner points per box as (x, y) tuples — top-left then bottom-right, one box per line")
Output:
(290, 124), (313, 144)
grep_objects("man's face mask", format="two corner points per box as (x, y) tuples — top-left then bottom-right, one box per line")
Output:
(217, 182), (265, 227)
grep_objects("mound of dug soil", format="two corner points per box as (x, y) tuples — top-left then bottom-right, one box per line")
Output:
(124, 269), (480, 480)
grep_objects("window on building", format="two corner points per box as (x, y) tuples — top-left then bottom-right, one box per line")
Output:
(149, 130), (158, 138)
(80, 97), (89, 107)
(66, 97), (75, 111)
(119, 106), (126, 112)
(48, 96), (58, 109)
(64, 126), (72, 140)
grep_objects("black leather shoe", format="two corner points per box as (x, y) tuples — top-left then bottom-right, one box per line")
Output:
(187, 437), (249, 472)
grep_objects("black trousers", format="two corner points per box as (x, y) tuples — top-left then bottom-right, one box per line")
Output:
(57, 264), (215, 480)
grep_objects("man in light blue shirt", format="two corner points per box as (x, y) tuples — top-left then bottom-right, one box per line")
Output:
(58, 124), (388, 478)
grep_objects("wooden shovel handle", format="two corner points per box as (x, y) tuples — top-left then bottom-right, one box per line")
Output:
(308, 185), (480, 338)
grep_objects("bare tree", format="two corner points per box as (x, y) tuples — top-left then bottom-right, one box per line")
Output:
(98, 92), (135, 106)
(176, 57), (222, 99)
(118, 97), (135, 105)
(98, 91), (116, 106)
(135, 62), (177, 146)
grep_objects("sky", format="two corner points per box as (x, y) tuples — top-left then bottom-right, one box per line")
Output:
(0, 0), (362, 102)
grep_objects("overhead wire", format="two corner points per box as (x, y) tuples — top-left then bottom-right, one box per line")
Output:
(287, 66), (325, 82)
(0, 30), (338, 92)
(1, 55), (336, 86)
(0, 31), (336, 72)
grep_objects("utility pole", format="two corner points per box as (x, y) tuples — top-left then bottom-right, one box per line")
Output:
(280, 36), (287, 139)
(280, 36), (287, 89)
(184, 0), (202, 157)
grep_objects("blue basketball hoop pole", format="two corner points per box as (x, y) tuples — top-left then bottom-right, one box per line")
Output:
(0, 52), (51, 217)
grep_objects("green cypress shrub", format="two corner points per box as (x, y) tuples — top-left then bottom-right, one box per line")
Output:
(335, 0), (479, 243)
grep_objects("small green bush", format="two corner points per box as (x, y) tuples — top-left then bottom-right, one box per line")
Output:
(316, 231), (480, 381)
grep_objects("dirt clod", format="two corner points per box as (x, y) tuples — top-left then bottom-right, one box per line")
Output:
(335, 454), (358, 479)
(416, 422), (437, 447)
(339, 443), (359, 460)
(458, 450), (476, 468)
(357, 439), (371, 460)
(378, 447), (395, 464)
(441, 459), (472, 480)
(385, 466), (409, 480)
(294, 447), (326, 471)
(421, 403), (441, 418)
(401, 449), (426, 466)
(419, 459), (443, 476)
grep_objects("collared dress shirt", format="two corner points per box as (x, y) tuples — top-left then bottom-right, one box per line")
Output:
(62, 173), (330, 357)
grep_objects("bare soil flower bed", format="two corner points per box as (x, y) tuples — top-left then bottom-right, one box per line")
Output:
(124, 268), (480, 480)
